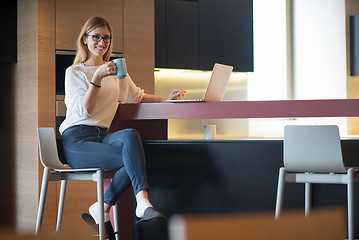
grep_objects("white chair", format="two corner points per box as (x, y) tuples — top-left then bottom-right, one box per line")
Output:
(275, 125), (359, 240)
(35, 127), (120, 240)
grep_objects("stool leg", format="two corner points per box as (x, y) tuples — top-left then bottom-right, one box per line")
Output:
(56, 180), (67, 231)
(275, 167), (286, 219)
(305, 182), (312, 217)
(35, 167), (50, 235)
(347, 169), (355, 240)
(113, 202), (120, 240)
(97, 170), (105, 240)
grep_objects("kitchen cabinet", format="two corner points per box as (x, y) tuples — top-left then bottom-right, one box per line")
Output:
(155, 0), (253, 72)
(55, 0), (124, 52)
(351, 15), (359, 76)
(158, 0), (199, 69)
(0, 1), (17, 63)
(199, 0), (253, 72)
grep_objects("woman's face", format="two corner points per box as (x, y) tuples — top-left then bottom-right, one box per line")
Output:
(83, 26), (111, 60)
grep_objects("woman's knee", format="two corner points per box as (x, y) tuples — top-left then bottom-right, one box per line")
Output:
(121, 128), (141, 140)
(121, 128), (138, 135)
(104, 128), (141, 146)
(124, 129), (142, 144)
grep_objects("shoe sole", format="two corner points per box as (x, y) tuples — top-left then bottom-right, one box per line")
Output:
(81, 213), (116, 240)
(136, 207), (167, 224)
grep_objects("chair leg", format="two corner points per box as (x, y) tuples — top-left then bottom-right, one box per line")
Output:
(113, 202), (120, 240)
(56, 180), (67, 231)
(347, 168), (355, 240)
(305, 182), (312, 217)
(97, 170), (105, 240)
(35, 167), (50, 235)
(275, 167), (286, 219)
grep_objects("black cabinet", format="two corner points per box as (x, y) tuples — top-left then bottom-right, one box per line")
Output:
(134, 139), (359, 240)
(0, 1), (17, 63)
(155, 0), (167, 68)
(350, 15), (359, 76)
(166, 0), (199, 69)
(155, 0), (253, 72)
(199, 0), (253, 71)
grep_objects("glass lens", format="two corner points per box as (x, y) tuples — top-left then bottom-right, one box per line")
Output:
(103, 36), (111, 42)
(90, 35), (111, 43)
(91, 35), (101, 42)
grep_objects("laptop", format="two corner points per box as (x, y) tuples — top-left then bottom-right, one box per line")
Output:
(167, 63), (233, 103)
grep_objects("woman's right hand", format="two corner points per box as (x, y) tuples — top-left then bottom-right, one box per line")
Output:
(168, 89), (186, 100)
(84, 62), (116, 115)
(92, 61), (117, 84)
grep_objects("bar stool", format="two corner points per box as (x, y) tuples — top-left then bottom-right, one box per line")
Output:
(275, 125), (359, 240)
(35, 127), (120, 240)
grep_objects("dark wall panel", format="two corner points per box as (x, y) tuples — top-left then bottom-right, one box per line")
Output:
(350, 15), (359, 76)
(199, 0), (253, 71)
(155, 0), (253, 71)
(166, 0), (199, 69)
(0, 1), (17, 63)
(133, 139), (359, 240)
(155, 0), (167, 68)
(0, 63), (15, 228)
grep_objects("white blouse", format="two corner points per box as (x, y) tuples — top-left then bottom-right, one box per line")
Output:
(59, 63), (144, 134)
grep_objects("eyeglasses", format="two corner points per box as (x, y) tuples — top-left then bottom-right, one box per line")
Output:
(86, 34), (112, 43)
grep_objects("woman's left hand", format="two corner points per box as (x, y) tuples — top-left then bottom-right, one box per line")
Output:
(168, 89), (186, 100)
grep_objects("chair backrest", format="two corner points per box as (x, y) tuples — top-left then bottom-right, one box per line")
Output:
(37, 127), (68, 169)
(284, 125), (346, 173)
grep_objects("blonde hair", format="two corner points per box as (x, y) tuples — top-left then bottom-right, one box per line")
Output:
(73, 16), (113, 65)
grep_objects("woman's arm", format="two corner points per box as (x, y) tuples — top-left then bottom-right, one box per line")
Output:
(82, 73), (102, 115)
(141, 89), (186, 103)
(83, 62), (116, 115)
(141, 94), (166, 103)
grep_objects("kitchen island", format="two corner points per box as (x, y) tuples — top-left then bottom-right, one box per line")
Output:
(109, 99), (359, 140)
(107, 99), (359, 240)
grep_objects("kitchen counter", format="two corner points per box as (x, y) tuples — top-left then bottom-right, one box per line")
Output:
(106, 99), (359, 240)
(109, 99), (359, 139)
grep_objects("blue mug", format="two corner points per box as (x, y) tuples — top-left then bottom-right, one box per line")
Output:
(113, 58), (127, 79)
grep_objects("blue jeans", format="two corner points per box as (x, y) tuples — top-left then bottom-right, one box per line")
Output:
(62, 125), (149, 205)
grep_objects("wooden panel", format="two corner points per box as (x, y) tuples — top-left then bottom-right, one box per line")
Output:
(57, 181), (98, 231)
(38, 1), (56, 130)
(15, 0), (39, 231)
(0, 227), (95, 240)
(169, 208), (345, 240)
(38, 0), (58, 232)
(56, 0), (124, 52)
(124, 0), (155, 93)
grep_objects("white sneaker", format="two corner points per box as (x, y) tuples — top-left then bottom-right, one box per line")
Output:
(89, 202), (100, 224)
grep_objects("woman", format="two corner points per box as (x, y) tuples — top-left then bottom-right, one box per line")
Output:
(59, 16), (185, 238)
